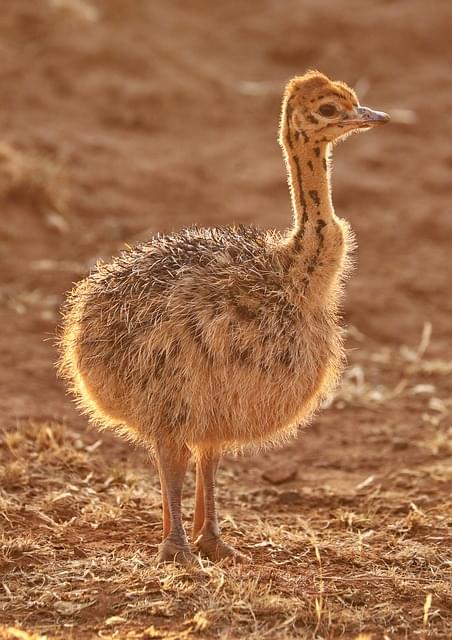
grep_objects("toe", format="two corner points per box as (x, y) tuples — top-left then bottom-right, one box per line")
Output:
(195, 535), (249, 563)
(157, 540), (201, 567)
(217, 543), (249, 564)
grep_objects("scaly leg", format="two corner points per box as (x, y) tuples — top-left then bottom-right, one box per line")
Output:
(159, 467), (170, 540)
(192, 463), (205, 540)
(156, 443), (199, 566)
(193, 449), (248, 562)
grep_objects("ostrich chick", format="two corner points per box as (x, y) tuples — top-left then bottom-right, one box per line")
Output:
(58, 71), (389, 565)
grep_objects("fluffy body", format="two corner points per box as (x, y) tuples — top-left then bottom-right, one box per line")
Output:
(59, 222), (351, 455)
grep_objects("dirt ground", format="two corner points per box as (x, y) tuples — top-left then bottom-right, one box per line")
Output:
(0, 1), (451, 638)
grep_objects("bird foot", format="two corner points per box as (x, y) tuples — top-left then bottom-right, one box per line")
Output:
(157, 539), (201, 567)
(194, 533), (249, 563)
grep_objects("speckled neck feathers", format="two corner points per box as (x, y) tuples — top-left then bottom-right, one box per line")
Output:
(278, 97), (348, 303)
(281, 97), (334, 246)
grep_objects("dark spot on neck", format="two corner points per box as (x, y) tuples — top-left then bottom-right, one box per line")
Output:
(285, 103), (293, 150)
(292, 155), (308, 228)
(309, 190), (320, 206)
(322, 158), (327, 172)
(314, 147), (320, 157)
(307, 160), (313, 172)
(301, 130), (309, 143)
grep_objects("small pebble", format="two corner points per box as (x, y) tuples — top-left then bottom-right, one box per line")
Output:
(262, 463), (298, 485)
(277, 490), (303, 505)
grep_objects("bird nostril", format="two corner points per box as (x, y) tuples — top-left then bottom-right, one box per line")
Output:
(358, 106), (390, 124)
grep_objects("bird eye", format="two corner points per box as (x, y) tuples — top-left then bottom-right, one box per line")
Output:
(318, 103), (338, 118)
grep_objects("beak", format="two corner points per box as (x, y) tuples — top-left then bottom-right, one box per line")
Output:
(348, 105), (390, 128)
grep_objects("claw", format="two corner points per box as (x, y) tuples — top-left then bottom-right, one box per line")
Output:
(195, 534), (249, 563)
(157, 540), (201, 567)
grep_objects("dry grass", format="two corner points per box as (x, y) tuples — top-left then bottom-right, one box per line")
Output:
(0, 339), (451, 639)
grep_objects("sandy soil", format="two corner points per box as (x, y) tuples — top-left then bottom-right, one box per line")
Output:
(0, 1), (451, 638)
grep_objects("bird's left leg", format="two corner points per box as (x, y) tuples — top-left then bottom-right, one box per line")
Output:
(193, 449), (248, 562)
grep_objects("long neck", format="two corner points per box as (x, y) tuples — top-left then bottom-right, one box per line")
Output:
(279, 100), (347, 300)
(282, 107), (334, 243)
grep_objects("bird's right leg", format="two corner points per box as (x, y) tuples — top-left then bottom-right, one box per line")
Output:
(192, 462), (205, 540)
(156, 442), (199, 566)
(159, 467), (171, 540)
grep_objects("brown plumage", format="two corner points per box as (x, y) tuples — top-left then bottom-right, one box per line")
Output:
(58, 71), (389, 565)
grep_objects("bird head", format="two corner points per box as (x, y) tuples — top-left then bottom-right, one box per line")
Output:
(282, 70), (390, 144)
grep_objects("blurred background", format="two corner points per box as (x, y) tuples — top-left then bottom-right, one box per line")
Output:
(0, 0), (451, 426)
(1, 3), (452, 637)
